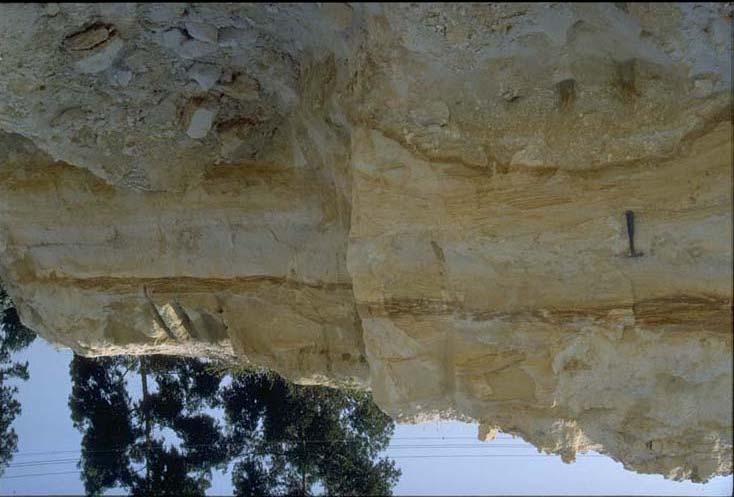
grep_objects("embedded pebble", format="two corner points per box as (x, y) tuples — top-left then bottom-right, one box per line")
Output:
(188, 63), (220, 91)
(45, 3), (60, 16)
(161, 29), (186, 50)
(500, 87), (521, 102)
(219, 73), (260, 100)
(65, 24), (113, 52)
(145, 3), (187, 24)
(112, 69), (133, 87)
(75, 38), (124, 74)
(178, 39), (218, 60)
(410, 100), (450, 127)
(185, 21), (218, 44)
(218, 27), (257, 48)
(692, 78), (713, 98)
(186, 107), (216, 139)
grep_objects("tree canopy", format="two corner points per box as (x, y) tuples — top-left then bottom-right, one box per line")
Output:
(69, 356), (400, 496)
(222, 372), (400, 496)
(0, 283), (37, 476)
(69, 355), (228, 496)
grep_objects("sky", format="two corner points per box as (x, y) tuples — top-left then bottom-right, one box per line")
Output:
(1, 338), (732, 496)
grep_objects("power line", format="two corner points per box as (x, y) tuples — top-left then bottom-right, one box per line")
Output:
(7, 444), (527, 459)
(5, 458), (79, 468)
(12, 440), (725, 459)
(1, 445), (581, 468)
(0, 470), (82, 480)
(6, 446), (726, 470)
(2, 451), (727, 481)
(8, 437), (728, 462)
(0, 454), (610, 480)
(8, 436), (525, 457)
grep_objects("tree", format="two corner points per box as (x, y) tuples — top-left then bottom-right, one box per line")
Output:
(221, 372), (401, 496)
(69, 355), (228, 496)
(68, 354), (136, 495)
(131, 355), (229, 496)
(0, 282), (36, 476)
(69, 355), (401, 496)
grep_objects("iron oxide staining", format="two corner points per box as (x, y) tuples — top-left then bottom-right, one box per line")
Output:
(63, 23), (117, 52)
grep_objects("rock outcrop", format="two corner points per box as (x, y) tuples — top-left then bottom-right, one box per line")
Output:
(0, 3), (731, 483)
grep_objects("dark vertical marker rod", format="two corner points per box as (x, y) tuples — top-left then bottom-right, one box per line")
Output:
(625, 210), (641, 257)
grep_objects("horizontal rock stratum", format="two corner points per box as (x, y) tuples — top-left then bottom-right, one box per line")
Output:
(0, 2), (731, 483)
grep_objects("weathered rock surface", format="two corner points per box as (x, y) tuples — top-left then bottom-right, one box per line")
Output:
(0, 2), (731, 483)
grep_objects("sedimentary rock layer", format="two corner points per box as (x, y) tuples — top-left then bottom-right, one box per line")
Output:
(0, 2), (731, 482)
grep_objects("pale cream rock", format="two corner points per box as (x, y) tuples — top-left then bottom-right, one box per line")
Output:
(321, 3), (354, 31)
(0, 2), (731, 484)
(409, 101), (450, 127)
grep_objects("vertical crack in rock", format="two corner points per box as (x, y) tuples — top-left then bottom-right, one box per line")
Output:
(142, 285), (177, 341)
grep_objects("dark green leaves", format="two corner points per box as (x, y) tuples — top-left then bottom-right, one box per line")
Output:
(0, 282), (36, 476)
(69, 357), (400, 496)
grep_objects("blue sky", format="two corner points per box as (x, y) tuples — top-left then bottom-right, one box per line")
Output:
(1, 338), (731, 496)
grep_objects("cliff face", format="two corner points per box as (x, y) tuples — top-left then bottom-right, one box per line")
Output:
(0, 3), (731, 483)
